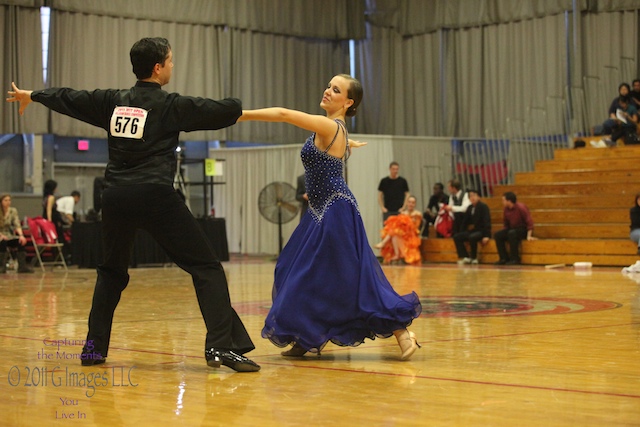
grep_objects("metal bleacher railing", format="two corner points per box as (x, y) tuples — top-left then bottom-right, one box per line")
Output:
(449, 59), (639, 199)
(451, 91), (571, 199)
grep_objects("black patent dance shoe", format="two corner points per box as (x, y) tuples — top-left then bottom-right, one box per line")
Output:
(281, 343), (308, 357)
(205, 349), (261, 372)
(81, 354), (106, 366)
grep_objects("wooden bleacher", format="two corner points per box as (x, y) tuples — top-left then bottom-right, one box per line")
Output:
(421, 144), (640, 266)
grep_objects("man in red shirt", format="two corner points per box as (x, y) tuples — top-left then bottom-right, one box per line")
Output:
(494, 191), (534, 265)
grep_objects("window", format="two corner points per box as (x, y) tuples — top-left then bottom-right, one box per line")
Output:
(41, 7), (50, 85)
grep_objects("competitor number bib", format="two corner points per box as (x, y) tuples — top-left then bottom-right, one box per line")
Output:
(110, 106), (148, 139)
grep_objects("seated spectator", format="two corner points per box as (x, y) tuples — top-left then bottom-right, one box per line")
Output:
(629, 193), (640, 255)
(598, 82), (637, 141)
(494, 191), (535, 265)
(375, 195), (422, 265)
(444, 179), (470, 235)
(606, 82), (631, 122)
(0, 194), (34, 273)
(422, 182), (448, 237)
(453, 189), (491, 265)
(604, 96), (638, 145)
(56, 191), (81, 225)
(594, 83), (629, 135)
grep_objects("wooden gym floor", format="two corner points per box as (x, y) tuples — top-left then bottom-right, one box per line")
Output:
(1, 257), (639, 426)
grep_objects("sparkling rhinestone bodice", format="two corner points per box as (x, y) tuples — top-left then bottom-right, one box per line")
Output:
(301, 124), (359, 223)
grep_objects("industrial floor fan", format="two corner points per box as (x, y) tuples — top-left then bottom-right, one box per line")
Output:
(258, 181), (299, 254)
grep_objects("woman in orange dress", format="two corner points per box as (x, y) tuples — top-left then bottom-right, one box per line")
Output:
(375, 196), (422, 265)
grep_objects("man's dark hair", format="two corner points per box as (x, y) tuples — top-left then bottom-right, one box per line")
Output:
(71, 191), (81, 198)
(130, 37), (171, 80)
(467, 189), (479, 196)
(619, 95), (630, 105)
(633, 79), (640, 86)
(503, 191), (517, 204)
(448, 179), (461, 191)
(434, 182), (444, 192)
(389, 161), (399, 168)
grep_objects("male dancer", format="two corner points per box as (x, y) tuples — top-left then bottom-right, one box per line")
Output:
(7, 37), (259, 372)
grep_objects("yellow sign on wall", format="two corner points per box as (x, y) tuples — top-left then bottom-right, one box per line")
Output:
(205, 159), (224, 176)
(205, 159), (215, 176)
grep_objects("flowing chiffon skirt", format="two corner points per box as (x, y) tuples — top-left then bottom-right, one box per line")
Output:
(262, 199), (422, 353)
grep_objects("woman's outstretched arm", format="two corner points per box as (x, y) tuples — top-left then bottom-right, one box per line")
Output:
(239, 108), (336, 140)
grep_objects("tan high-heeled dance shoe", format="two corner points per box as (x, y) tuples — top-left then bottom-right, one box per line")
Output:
(395, 330), (421, 360)
(281, 343), (308, 357)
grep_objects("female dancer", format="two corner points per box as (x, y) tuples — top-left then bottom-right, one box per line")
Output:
(239, 74), (422, 360)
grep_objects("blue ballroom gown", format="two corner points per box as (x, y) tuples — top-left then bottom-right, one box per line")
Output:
(262, 120), (422, 353)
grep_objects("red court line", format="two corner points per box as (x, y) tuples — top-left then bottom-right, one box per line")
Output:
(3, 320), (638, 351)
(254, 361), (640, 400)
(2, 333), (638, 400)
(421, 321), (640, 344)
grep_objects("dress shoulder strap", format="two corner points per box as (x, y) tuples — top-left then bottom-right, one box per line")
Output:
(323, 119), (349, 160)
